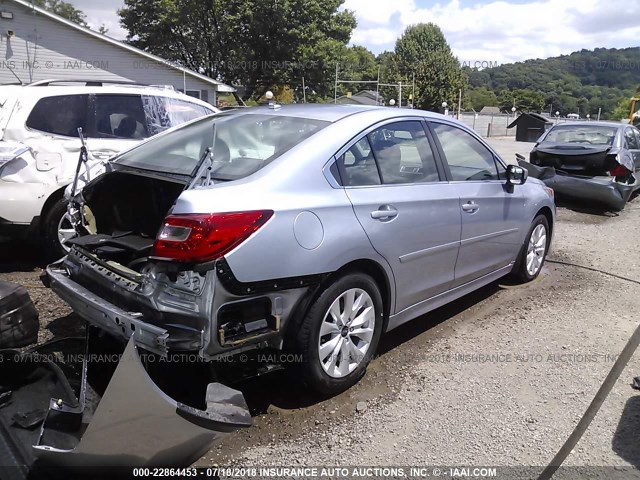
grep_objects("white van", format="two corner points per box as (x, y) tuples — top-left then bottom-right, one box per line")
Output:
(0, 81), (218, 259)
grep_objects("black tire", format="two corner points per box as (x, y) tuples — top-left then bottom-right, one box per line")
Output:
(296, 273), (384, 395)
(511, 214), (550, 283)
(41, 197), (71, 262)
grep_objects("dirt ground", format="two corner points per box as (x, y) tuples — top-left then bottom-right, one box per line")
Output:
(2, 139), (640, 477)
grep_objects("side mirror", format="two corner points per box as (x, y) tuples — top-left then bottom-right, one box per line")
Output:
(506, 164), (528, 185)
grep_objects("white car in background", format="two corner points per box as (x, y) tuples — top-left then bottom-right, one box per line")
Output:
(0, 80), (218, 259)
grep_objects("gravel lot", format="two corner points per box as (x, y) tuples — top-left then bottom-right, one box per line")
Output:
(1, 139), (640, 478)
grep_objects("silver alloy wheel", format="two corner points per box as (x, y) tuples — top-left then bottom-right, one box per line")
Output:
(57, 211), (77, 253)
(526, 224), (547, 276)
(318, 288), (375, 379)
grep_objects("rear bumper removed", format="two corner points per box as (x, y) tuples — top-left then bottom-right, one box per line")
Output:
(0, 330), (251, 478)
(45, 249), (315, 359)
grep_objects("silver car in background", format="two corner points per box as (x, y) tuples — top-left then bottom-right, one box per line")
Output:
(46, 104), (556, 396)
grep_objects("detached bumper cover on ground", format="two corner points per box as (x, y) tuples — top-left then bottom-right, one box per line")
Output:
(519, 160), (637, 211)
(0, 330), (251, 479)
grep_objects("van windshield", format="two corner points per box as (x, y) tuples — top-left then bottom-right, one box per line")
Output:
(114, 113), (329, 180)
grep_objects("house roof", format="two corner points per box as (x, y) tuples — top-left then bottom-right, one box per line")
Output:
(336, 90), (382, 106)
(479, 106), (501, 114)
(8, 0), (235, 92)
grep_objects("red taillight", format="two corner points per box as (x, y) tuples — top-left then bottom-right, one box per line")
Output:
(609, 164), (631, 178)
(152, 210), (273, 262)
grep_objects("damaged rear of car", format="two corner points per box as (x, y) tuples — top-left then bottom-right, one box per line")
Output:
(524, 122), (640, 210)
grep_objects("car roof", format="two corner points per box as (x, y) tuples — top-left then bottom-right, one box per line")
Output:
(222, 104), (445, 123)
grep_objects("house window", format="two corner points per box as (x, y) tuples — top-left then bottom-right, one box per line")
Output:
(186, 90), (201, 99)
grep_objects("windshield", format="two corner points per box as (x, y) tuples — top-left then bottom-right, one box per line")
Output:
(115, 112), (329, 180)
(543, 125), (617, 146)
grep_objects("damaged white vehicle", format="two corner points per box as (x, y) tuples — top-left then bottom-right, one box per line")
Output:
(0, 81), (217, 260)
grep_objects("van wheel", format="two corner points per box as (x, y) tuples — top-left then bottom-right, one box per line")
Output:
(42, 198), (75, 262)
(511, 215), (550, 283)
(296, 273), (383, 395)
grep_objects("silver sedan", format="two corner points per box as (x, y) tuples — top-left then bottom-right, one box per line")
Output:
(48, 104), (556, 397)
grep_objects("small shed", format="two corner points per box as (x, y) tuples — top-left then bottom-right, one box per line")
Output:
(508, 112), (553, 142)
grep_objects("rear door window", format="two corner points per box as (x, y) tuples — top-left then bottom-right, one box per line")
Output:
(26, 95), (89, 137)
(624, 128), (639, 150)
(337, 137), (381, 186)
(94, 94), (148, 140)
(368, 121), (440, 184)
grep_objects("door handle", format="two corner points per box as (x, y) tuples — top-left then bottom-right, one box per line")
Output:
(371, 206), (398, 220)
(462, 201), (479, 213)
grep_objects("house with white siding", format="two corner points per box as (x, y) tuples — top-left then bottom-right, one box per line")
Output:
(0, 0), (234, 104)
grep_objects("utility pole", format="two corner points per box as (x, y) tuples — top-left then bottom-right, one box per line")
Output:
(302, 77), (306, 103)
(399, 81), (402, 108)
(334, 63), (338, 104)
(376, 66), (381, 105)
(412, 73), (415, 109)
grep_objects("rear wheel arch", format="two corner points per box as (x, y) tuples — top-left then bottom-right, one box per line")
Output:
(333, 259), (392, 325)
(40, 185), (68, 220)
(284, 258), (392, 349)
(40, 185), (71, 261)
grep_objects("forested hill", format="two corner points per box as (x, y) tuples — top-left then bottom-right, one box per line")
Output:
(463, 47), (640, 118)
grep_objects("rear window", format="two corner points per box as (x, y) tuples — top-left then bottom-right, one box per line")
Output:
(543, 125), (617, 146)
(26, 95), (89, 137)
(114, 113), (329, 180)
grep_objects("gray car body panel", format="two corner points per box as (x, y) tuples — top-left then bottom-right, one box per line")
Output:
(0, 334), (251, 473)
(33, 338), (251, 468)
(50, 105), (555, 356)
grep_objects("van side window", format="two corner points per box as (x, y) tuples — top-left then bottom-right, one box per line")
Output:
(26, 95), (89, 137)
(94, 94), (149, 140)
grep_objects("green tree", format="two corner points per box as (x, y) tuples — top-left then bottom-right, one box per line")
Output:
(610, 97), (632, 121)
(334, 46), (379, 97)
(576, 97), (590, 117)
(33, 0), (86, 25)
(498, 89), (545, 112)
(119, 0), (356, 100)
(393, 23), (466, 111)
(610, 86), (640, 121)
(464, 86), (498, 111)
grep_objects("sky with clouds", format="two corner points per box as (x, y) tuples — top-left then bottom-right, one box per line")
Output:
(69, 0), (640, 66)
